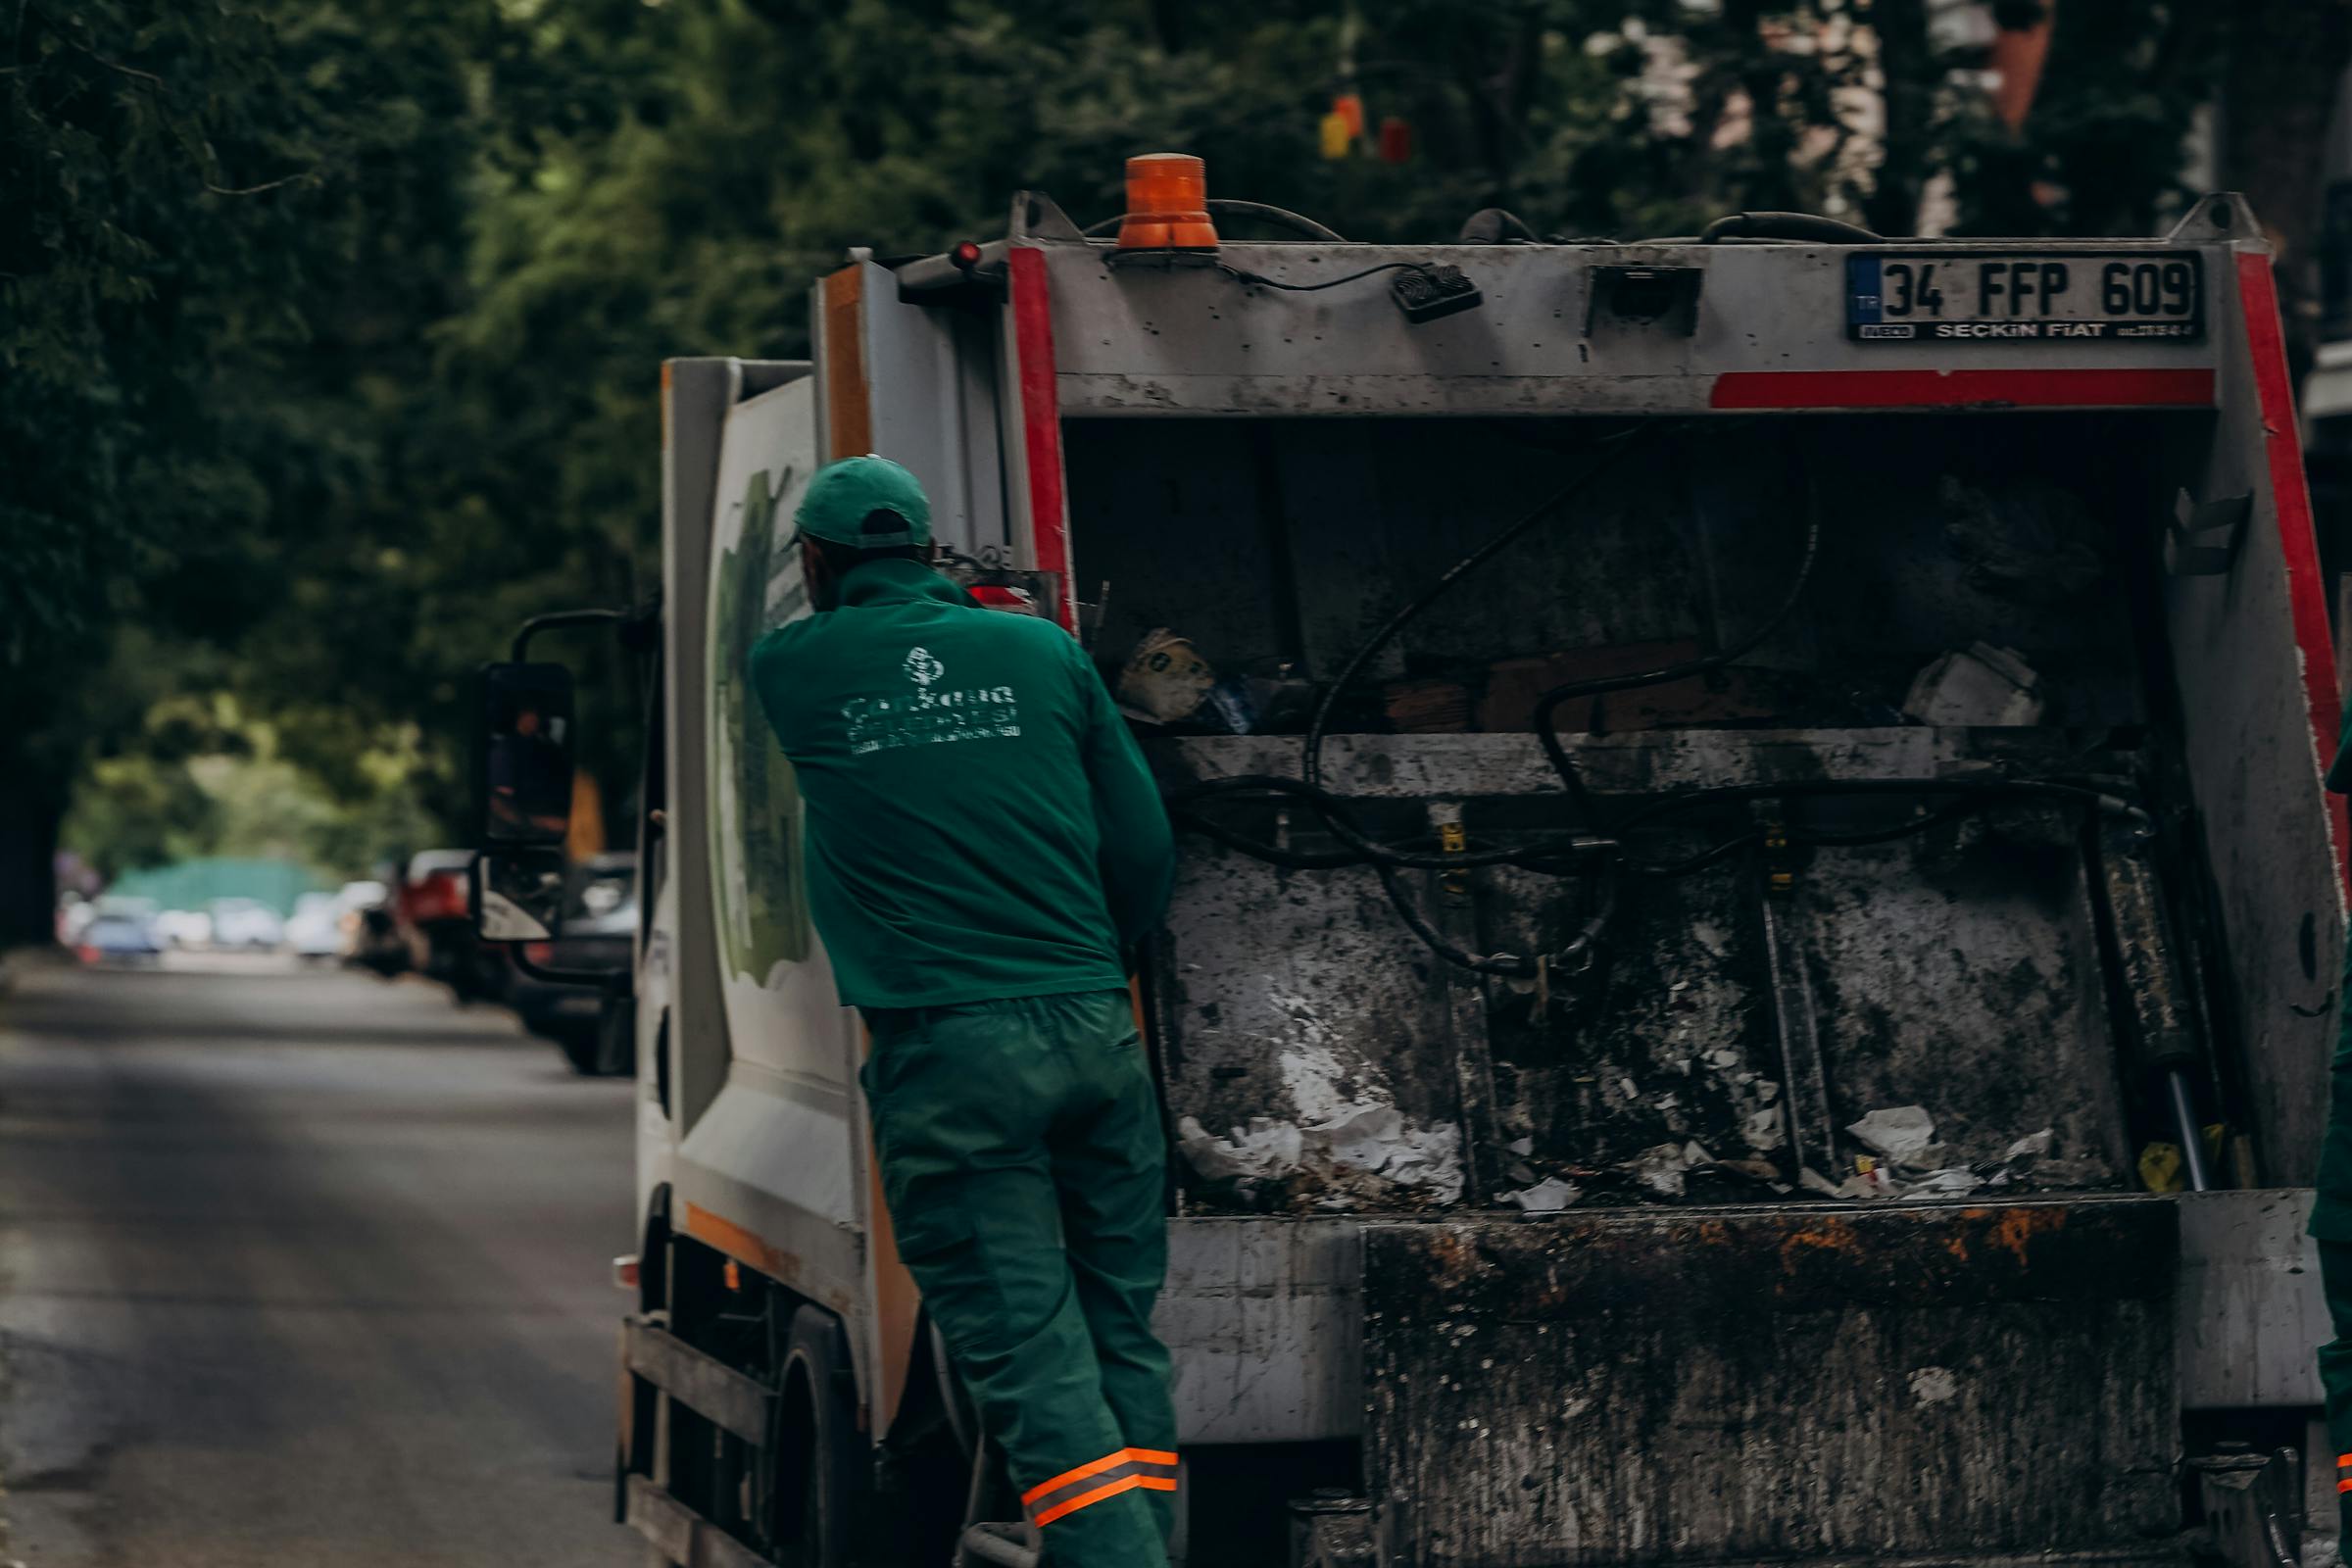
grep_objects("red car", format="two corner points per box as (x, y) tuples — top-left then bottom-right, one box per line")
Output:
(396, 849), (494, 1001)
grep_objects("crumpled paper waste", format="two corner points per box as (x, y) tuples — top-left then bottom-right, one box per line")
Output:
(1177, 1104), (1464, 1207)
(1499, 1176), (1582, 1213)
(1622, 1141), (1714, 1200)
(1846, 1105), (1937, 1162)
(1808, 1113), (2058, 1201)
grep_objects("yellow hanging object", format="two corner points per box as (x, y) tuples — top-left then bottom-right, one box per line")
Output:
(2138, 1142), (2184, 1194)
(1319, 110), (1352, 161)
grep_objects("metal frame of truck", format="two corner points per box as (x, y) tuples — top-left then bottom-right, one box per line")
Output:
(580, 187), (2348, 1568)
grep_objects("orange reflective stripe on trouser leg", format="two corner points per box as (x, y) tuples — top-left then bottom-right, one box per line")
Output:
(1023, 1447), (1180, 1527)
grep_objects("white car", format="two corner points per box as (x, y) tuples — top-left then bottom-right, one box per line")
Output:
(284, 893), (345, 959)
(152, 908), (215, 950)
(207, 898), (285, 952)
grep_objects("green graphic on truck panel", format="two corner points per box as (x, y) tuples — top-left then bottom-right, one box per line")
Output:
(710, 463), (813, 981)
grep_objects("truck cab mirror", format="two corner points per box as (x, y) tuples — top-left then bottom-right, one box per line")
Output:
(472, 848), (566, 943)
(481, 662), (576, 846)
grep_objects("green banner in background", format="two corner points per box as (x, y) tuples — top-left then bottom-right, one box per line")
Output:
(107, 858), (326, 916)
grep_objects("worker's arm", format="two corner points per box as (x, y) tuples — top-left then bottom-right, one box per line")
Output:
(1069, 636), (1176, 944)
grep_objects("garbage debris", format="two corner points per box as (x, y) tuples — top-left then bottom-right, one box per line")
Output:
(1813, 1111), (2058, 1201)
(2138, 1141), (2185, 1194)
(1846, 1105), (1936, 1162)
(1901, 642), (2043, 726)
(1176, 1106), (1464, 1208)
(1118, 628), (1215, 723)
(1622, 1141), (1713, 1200)
(1499, 1176), (1582, 1213)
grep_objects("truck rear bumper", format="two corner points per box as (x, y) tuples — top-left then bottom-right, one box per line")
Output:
(1163, 1194), (2321, 1568)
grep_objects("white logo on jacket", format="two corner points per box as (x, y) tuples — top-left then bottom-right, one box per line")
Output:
(844, 644), (1019, 755)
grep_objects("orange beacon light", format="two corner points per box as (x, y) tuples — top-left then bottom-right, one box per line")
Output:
(1115, 153), (1218, 251)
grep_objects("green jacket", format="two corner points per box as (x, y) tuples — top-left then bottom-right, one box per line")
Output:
(748, 557), (1174, 1010)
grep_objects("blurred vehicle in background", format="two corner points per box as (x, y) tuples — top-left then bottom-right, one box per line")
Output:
(284, 892), (344, 960)
(499, 852), (637, 1076)
(56, 895), (97, 947)
(152, 907), (215, 950)
(329, 880), (388, 960)
(397, 850), (494, 1000)
(206, 897), (285, 952)
(76, 904), (163, 965)
(349, 891), (406, 976)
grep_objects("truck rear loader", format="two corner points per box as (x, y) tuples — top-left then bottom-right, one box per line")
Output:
(471, 167), (2347, 1568)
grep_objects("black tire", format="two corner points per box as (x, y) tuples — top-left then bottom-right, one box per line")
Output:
(555, 1026), (603, 1076)
(591, 995), (635, 1077)
(771, 1303), (861, 1567)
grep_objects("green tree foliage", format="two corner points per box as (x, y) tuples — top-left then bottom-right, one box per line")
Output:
(4, 0), (2335, 931)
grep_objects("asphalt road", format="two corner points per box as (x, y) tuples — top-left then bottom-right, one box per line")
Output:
(0, 955), (642, 1568)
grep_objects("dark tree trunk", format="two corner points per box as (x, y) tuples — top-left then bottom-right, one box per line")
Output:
(1865, 0), (1935, 235)
(2223, 0), (2352, 388)
(0, 762), (66, 949)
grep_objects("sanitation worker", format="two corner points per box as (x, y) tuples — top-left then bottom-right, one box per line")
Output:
(2320, 716), (2352, 1544)
(748, 456), (1179, 1567)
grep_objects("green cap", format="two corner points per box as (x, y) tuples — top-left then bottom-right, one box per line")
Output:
(794, 455), (932, 549)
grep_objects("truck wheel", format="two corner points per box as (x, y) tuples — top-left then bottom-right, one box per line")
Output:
(556, 1027), (604, 1076)
(770, 1303), (860, 1566)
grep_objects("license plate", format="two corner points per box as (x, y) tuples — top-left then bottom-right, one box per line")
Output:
(555, 994), (604, 1015)
(1845, 252), (2203, 344)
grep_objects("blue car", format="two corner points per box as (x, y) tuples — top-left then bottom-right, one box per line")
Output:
(78, 912), (163, 965)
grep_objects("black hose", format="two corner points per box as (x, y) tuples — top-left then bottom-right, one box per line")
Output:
(1534, 473), (1822, 832)
(1700, 211), (1882, 244)
(1300, 426), (1657, 803)
(1082, 200), (1349, 242)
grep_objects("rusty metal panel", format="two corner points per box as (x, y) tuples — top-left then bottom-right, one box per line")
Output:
(1153, 847), (1470, 1211)
(1787, 813), (2133, 1183)
(1363, 1200), (2179, 1568)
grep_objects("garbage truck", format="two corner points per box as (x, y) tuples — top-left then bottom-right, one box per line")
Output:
(469, 165), (2349, 1568)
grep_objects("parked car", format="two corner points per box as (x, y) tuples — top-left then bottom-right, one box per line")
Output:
(326, 880), (388, 960)
(284, 893), (345, 960)
(397, 850), (495, 1000)
(501, 853), (637, 1075)
(56, 895), (97, 946)
(77, 908), (163, 965)
(207, 897), (285, 952)
(152, 907), (215, 950)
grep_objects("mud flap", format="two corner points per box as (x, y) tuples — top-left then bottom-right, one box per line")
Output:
(1363, 1198), (2181, 1568)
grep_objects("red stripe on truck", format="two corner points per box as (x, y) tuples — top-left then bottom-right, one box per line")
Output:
(1008, 247), (1075, 631)
(2236, 250), (2351, 903)
(1708, 368), (2215, 410)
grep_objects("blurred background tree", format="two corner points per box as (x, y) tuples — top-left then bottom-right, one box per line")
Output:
(4, 0), (2342, 939)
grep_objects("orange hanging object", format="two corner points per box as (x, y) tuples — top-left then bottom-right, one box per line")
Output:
(1333, 92), (1365, 139)
(1319, 111), (1352, 161)
(1378, 116), (1412, 165)
(1116, 152), (1218, 250)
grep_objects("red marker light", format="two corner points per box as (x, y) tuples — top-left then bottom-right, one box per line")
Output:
(952, 240), (984, 270)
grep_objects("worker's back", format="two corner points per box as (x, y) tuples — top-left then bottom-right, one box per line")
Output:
(748, 555), (1169, 1010)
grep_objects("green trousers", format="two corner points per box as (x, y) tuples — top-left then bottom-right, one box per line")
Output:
(2323, 1241), (2352, 1530)
(862, 989), (1176, 1568)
